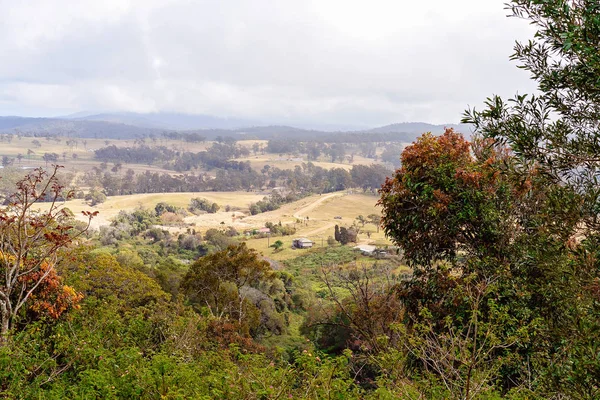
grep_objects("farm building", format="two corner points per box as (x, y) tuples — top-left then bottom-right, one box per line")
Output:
(292, 238), (313, 249)
(353, 244), (376, 255)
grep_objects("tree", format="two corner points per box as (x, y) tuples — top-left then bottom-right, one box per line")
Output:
(270, 240), (284, 251)
(350, 164), (391, 192)
(463, 1), (600, 216)
(85, 189), (106, 206)
(189, 198), (220, 214)
(367, 214), (380, 233)
(327, 143), (346, 163)
(306, 142), (321, 161)
(302, 262), (403, 355)
(180, 243), (275, 336)
(460, 2), (600, 395)
(407, 277), (519, 400)
(203, 228), (237, 250)
(355, 215), (366, 227)
(155, 202), (178, 216)
(379, 130), (480, 266)
(379, 144), (403, 168)
(0, 166), (96, 340)
(378, 130), (583, 393)
(338, 227), (357, 245)
(59, 251), (168, 308)
(1, 156), (12, 167)
(42, 153), (59, 167)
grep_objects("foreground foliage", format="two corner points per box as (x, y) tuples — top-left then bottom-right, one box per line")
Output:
(0, 166), (93, 340)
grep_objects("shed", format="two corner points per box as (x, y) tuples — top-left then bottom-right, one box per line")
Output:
(353, 244), (376, 255)
(293, 238), (313, 249)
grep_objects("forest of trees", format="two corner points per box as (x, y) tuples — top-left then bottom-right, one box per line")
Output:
(1, 1), (600, 399)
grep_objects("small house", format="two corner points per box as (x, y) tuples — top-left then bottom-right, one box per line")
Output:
(293, 238), (313, 249)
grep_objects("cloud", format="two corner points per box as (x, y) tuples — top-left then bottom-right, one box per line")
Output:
(0, 0), (538, 126)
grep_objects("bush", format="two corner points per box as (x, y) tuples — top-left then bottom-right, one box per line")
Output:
(155, 202), (179, 216)
(265, 221), (296, 236)
(160, 212), (184, 226)
(85, 189), (106, 206)
(188, 198), (220, 214)
(271, 240), (284, 251)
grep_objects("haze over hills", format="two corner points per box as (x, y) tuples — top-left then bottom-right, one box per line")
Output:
(61, 112), (259, 131)
(368, 122), (472, 135)
(0, 113), (472, 142)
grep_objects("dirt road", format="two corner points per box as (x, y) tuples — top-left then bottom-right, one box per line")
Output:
(292, 192), (344, 219)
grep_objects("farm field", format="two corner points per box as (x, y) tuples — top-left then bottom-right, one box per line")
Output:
(0, 136), (392, 176)
(232, 154), (377, 171)
(0, 137), (210, 174)
(36, 191), (266, 229)
(37, 190), (389, 259)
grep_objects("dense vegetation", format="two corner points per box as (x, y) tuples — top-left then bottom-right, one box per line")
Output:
(2, 2), (600, 399)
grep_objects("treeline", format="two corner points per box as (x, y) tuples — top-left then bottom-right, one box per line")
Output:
(94, 142), (250, 172)
(264, 131), (422, 144)
(266, 141), (348, 162)
(83, 162), (392, 196)
(94, 137), (404, 173)
(263, 140), (403, 167)
(249, 191), (299, 215)
(161, 131), (206, 142)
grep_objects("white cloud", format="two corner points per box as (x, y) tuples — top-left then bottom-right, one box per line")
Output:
(0, 0), (538, 126)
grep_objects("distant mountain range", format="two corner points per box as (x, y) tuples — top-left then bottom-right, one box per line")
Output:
(0, 113), (472, 142)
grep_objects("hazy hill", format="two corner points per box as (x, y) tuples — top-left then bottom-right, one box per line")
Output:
(369, 122), (473, 135)
(0, 114), (471, 141)
(0, 116), (58, 130)
(0, 116), (164, 139)
(65, 112), (258, 130)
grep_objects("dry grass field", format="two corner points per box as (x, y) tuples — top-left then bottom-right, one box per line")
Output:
(36, 191), (266, 229)
(0, 137), (210, 174)
(234, 192), (391, 261)
(1, 137), (387, 177)
(33, 190), (390, 260)
(232, 154), (377, 171)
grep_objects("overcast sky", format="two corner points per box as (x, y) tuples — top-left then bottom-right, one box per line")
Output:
(0, 0), (538, 128)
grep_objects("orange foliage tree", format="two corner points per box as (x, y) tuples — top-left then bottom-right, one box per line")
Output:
(0, 166), (95, 341)
(378, 128), (518, 267)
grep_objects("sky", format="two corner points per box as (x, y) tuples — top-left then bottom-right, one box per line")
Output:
(0, 0), (538, 128)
